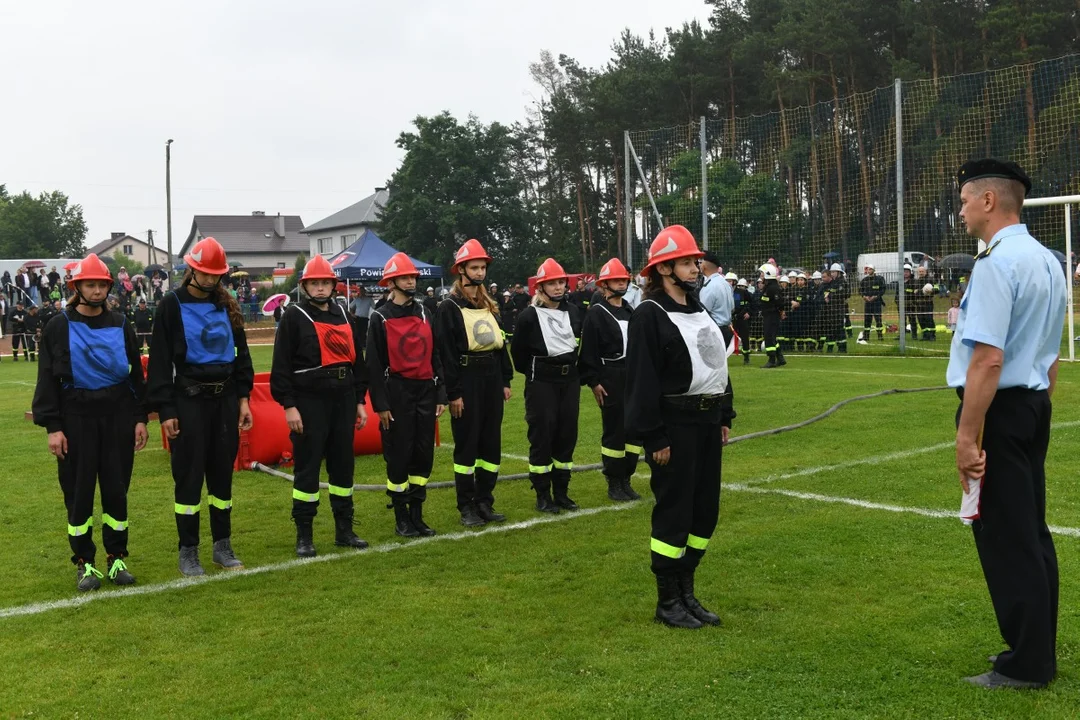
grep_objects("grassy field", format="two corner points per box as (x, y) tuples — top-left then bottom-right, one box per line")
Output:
(1, 346), (1078, 718)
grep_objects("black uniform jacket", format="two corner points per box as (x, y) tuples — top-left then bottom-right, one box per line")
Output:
(435, 292), (513, 402)
(625, 293), (735, 456)
(270, 299), (368, 410)
(146, 287), (255, 423)
(578, 297), (632, 388)
(32, 309), (148, 433)
(366, 298), (446, 413)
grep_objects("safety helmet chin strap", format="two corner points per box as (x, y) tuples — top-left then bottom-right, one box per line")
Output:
(459, 266), (486, 287)
(392, 279), (417, 299)
(540, 284), (567, 304)
(74, 287), (106, 308)
(185, 274), (220, 294)
(663, 262), (697, 295)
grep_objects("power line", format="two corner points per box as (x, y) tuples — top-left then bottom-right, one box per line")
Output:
(6, 179), (371, 194)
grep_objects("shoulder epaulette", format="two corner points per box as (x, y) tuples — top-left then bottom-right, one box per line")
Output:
(975, 240), (1001, 262)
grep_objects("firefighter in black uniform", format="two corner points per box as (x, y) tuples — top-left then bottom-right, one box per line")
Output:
(732, 278), (752, 365)
(9, 301), (28, 361)
(824, 263), (850, 353)
(858, 264), (886, 344)
(789, 273), (810, 351)
(897, 264), (918, 340)
(367, 252), (446, 538)
(579, 257), (643, 502)
(132, 297), (154, 352)
(23, 304), (41, 361)
(271, 254), (369, 557)
(809, 271), (825, 351)
(759, 264), (785, 368)
(748, 280), (764, 350)
(777, 274), (792, 351)
(626, 224), (735, 629)
(512, 258), (583, 513)
(147, 237), (254, 576)
(32, 253), (148, 591)
(436, 239), (514, 527)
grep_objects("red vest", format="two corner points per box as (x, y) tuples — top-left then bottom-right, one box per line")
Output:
(382, 312), (433, 380)
(295, 306), (356, 366)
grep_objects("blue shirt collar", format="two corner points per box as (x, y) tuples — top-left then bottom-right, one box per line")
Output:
(989, 223), (1029, 244)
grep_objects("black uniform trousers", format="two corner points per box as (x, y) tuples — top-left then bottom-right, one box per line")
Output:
(58, 410), (135, 565)
(862, 300), (883, 333)
(958, 388), (1057, 684)
(733, 317), (750, 356)
(381, 377), (436, 503)
(525, 376), (580, 495)
(762, 313), (780, 353)
(599, 364), (640, 480)
(290, 386), (357, 522)
(647, 410), (723, 574)
(451, 360), (504, 511)
(12, 332), (35, 359)
(171, 390), (239, 548)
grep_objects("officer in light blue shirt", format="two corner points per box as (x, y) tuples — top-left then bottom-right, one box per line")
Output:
(698, 251), (733, 329)
(948, 158), (1064, 691)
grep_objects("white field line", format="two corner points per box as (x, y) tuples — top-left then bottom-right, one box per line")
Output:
(0, 503), (636, 620)
(743, 442), (954, 486)
(0, 380), (36, 387)
(440, 442), (530, 464)
(782, 368), (930, 379)
(725, 483), (1080, 539)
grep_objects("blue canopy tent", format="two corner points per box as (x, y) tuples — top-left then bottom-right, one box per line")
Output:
(329, 229), (442, 284)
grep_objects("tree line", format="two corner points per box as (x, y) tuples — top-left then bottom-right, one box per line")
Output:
(380, 0), (1079, 282)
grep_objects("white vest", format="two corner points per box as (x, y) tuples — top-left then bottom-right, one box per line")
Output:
(535, 307), (577, 356)
(643, 300), (728, 396)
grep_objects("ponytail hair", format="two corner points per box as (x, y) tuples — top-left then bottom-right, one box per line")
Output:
(182, 269), (245, 329)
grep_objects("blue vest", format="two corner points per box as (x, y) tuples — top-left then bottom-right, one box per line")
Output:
(180, 301), (235, 365)
(66, 313), (128, 390)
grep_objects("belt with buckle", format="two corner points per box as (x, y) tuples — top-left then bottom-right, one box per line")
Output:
(460, 353), (496, 367)
(534, 360), (575, 379)
(296, 365), (351, 381)
(177, 377), (232, 397)
(600, 357), (625, 367)
(660, 393), (726, 411)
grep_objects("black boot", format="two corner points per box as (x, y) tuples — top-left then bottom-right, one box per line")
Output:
(877, 329), (884, 341)
(838, 341), (848, 354)
(606, 475), (631, 502)
(335, 514), (369, 549)
(409, 501), (436, 537)
(552, 476), (578, 511)
(621, 477), (642, 501)
(535, 488), (560, 514)
(475, 503), (506, 523)
(392, 500), (420, 538)
(776, 348), (787, 366)
(742, 352), (750, 365)
(762, 352), (777, 368)
(678, 569), (721, 626)
(654, 573), (703, 629)
(295, 522), (316, 558)
(459, 502), (486, 527)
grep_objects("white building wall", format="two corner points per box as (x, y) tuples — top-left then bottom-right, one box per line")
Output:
(308, 223), (370, 257)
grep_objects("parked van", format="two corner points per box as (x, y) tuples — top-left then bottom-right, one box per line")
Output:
(855, 251), (932, 287)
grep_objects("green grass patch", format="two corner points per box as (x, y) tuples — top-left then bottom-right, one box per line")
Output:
(1, 351), (1078, 718)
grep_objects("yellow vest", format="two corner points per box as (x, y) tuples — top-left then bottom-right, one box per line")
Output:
(460, 307), (504, 352)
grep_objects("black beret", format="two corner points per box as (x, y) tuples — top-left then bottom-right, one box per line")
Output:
(957, 158), (1032, 195)
(702, 251), (721, 266)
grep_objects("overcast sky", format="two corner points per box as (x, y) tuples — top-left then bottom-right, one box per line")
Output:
(1, 0), (710, 254)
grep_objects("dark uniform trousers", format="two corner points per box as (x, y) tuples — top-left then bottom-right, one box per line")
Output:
(525, 376), (580, 496)
(733, 317), (751, 356)
(863, 300), (883, 334)
(59, 409), (135, 564)
(382, 377), (436, 502)
(171, 390), (239, 548)
(290, 386), (357, 522)
(452, 359), (505, 511)
(762, 313), (780, 354)
(599, 364), (640, 480)
(959, 387), (1057, 684)
(648, 410), (723, 574)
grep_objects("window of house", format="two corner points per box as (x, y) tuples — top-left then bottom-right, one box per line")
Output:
(123, 245), (133, 255)
(277, 262), (286, 269)
(341, 234), (356, 251)
(318, 237), (334, 255)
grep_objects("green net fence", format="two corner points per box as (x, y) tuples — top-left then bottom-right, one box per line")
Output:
(626, 54), (1080, 356)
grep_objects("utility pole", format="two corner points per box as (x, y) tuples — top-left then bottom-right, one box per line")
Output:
(147, 228), (155, 266)
(166, 139), (174, 288)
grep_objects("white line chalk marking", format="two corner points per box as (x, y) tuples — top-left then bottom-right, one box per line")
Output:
(0, 503), (636, 620)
